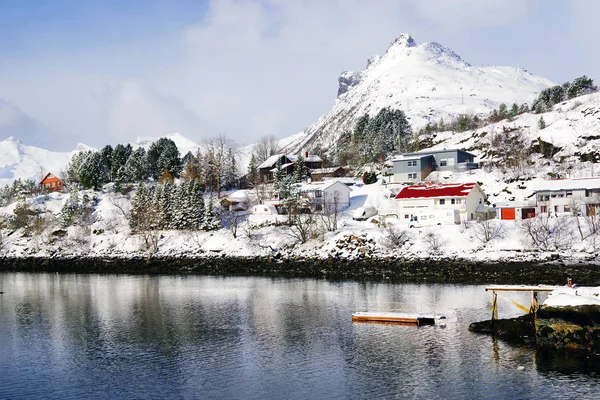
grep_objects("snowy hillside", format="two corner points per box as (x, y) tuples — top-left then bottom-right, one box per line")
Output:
(286, 34), (554, 153)
(417, 91), (600, 205)
(0, 136), (93, 186)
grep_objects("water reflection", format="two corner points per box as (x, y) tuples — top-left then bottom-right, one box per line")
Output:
(0, 273), (598, 399)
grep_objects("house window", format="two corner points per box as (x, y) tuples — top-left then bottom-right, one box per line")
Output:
(566, 191), (573, 197)
(564, 205), (571, 213)
(541, 206), (547, 213)
(451, 199), (456, 204)
(551, 194), (557, 198)
(479, 198), (483, 204)
(440, 159), (447, 167)
(315, 190), (322, 198)
(408, 173), (417, 179)
(439, 199), (445, 205)
(407, 160), (417, 167)
(544, 195), (550, 201)
(538, 195), (543, 201)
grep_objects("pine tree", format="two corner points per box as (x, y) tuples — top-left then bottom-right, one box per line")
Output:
(202, 197), (220, 230)
(538, 116), (546, 130)
(111, 144), (132, 181)
(498, 104), (508, 120)
(148, 138), (182, 180)
(248, 154), (258, 185)
(509, 103), (519, 119)
(294, 153), (306, 183)
(100, 145), (113, 182)
(439, 118), (445, 132)
(124, 147), (148, 182)
(189, 180), (204, 229)
(79, 151), (107, 189)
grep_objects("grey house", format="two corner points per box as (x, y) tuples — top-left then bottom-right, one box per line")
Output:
(390, 149), (477, 183)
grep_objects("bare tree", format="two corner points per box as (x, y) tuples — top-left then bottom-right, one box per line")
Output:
(287, 214), (317, 244)
(222, 209), (244, 238)
(253, 134), (281, 164)
(469, 219), (506, 245)
(486, 128), (532, 180)
(320, 192), (342, 232)
(520, 215), (573, 250)
(569, 199), (585, 240)
(423, 230), (446, 254)
(383, 223), (411, 248)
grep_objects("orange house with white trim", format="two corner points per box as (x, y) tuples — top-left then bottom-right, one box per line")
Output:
(40, 173), (64, 192)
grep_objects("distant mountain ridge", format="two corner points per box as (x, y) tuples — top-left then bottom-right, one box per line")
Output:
(285, 33), (555, 153)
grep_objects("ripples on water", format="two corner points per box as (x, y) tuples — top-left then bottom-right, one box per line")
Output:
(0, 273), (598, 399)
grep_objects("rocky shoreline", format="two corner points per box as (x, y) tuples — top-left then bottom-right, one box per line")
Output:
(1, 255), (600, 285)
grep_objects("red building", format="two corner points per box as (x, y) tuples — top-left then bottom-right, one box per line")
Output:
(40, 173), (64, 192)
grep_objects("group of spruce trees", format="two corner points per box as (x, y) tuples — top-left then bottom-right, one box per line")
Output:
(129, 181), (220, 232)
(66, 137), (238, 193)
(335, 107), (412, 166)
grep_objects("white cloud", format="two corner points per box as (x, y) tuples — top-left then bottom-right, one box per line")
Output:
(414, 0), (532, 29)
(0, 0), (596, 151)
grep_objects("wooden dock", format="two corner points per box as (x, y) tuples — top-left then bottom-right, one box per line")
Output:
(484, 284), (561, 320)
(352, 312), (436, 326)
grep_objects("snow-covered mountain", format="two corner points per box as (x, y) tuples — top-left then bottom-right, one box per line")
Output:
(134, 132), (202, 156)
(0, 136), (94, 186)
(286, 34), (555, 153)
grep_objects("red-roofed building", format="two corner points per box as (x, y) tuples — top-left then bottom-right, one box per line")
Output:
(394, 182), (487, 223)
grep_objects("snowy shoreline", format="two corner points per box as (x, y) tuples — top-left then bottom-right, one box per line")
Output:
(1, 255), (599, 285)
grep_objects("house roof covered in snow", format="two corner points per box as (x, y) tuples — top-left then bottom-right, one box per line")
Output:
(533, 177), (600, 192)
(310, 166), (343, 174)
(296, 180), (352, 193)
(403, 148), (476, 157)
(395, 183), (478, 199)
(258, 153), (323, 169)
(392, 154), (433, 162)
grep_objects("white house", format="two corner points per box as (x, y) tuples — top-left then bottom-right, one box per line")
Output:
(495, 200), (536, 220)
(297, 180), (352, 212)
(534, 177), (600, 216)
(394, 182), (486, 223)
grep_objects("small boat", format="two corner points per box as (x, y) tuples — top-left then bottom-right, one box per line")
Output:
(352, 311), (444, 326)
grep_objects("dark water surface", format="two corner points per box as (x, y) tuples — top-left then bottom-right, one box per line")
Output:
(0, 273), (598, 399)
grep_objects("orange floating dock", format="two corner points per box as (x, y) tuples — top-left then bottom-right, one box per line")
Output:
(352, 312), (437, 325)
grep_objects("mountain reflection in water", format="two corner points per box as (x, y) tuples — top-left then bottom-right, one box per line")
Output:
(0, 273), (598, 399)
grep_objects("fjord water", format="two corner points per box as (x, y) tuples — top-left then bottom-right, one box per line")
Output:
(0, 273), (598, 399)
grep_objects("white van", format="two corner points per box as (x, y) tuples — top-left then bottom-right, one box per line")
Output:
(408, 213), (442, 228)
(352, 206), (377, 221)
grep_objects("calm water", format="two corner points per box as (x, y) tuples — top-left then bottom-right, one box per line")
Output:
(0, 273), (598, 399)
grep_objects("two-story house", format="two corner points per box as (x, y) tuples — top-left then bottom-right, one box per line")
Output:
(534, 177), (600, 216)
(394, 182), (486, 223)
(258, 152), (323, 183)
(390, 149), (478, 183)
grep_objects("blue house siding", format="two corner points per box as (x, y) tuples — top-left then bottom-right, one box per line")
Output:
(392, 149), (477, 183)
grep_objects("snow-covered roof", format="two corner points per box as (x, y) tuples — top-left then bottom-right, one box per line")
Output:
(288, 154), (323, 163)
(258, 153), (322, 169)
(297, 180), (352, 193)
(395, 183), (477, 199)
(269, 162), (294, 172)
(258, 154), (288, 169)
(225, 190), (249, 201)
(310, 167), (343, 174)
(404, 148), (476, 157)
(392, 155), (433, 162)
(534, 177), (600, 192)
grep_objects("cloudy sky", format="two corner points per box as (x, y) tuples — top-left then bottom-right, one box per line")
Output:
(0, 0), (598, 150)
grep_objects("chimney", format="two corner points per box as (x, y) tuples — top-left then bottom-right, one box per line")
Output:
(304, 151), (308, 157)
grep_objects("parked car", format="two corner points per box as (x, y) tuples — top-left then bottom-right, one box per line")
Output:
(352, 206), (377, 221)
